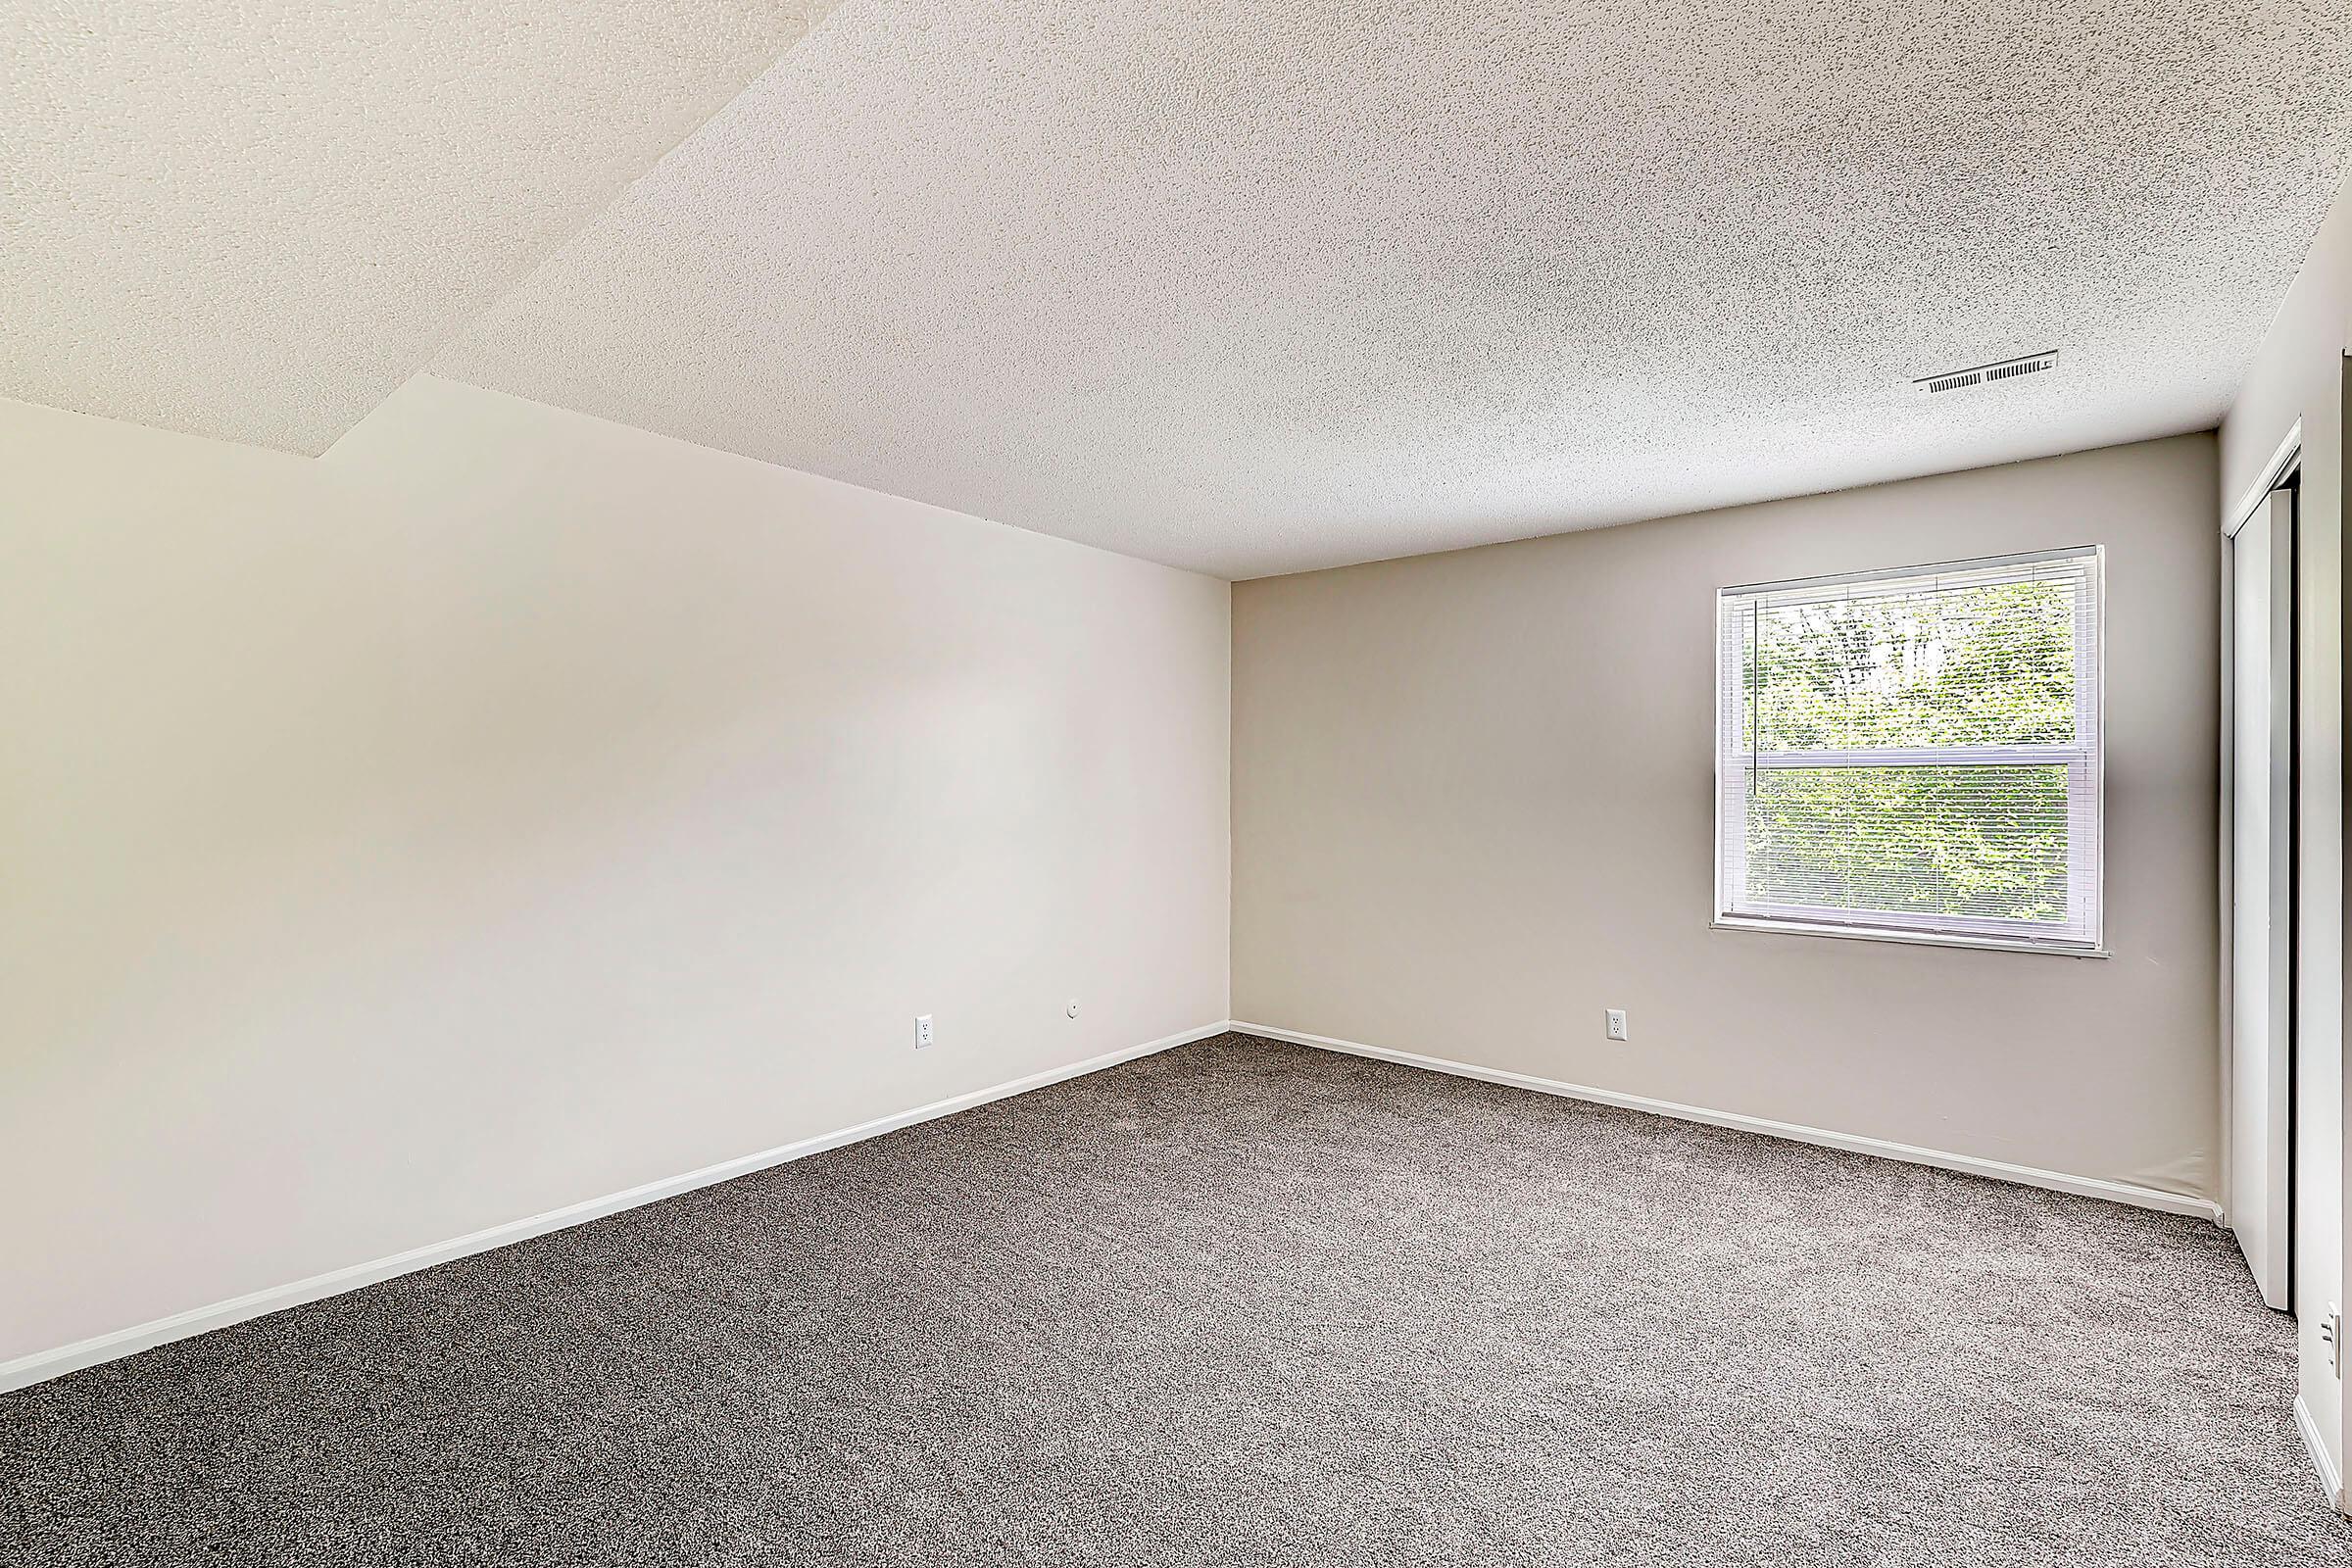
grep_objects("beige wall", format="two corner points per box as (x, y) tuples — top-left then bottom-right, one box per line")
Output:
(0, 376), (1231, 1370)
(2221, 163), (2352, 1499)
(1235, 434), (2218, 1200)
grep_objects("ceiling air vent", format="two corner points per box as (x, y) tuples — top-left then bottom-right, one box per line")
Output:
(1914, 350), (2058, 396)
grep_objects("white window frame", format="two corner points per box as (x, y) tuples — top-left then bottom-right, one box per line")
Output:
(1712, 546), (2106, 957)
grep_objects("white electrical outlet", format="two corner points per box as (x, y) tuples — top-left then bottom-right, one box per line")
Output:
(913, 1014), (935, 1050)
(1605, 1008), (1629, 1042)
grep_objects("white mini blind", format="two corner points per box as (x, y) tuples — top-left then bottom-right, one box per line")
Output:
(1715, 546), (2103, 952)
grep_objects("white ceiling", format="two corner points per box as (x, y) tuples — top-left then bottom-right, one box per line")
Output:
(1, 1), (840, 454)
(14, 3), (2352, 576)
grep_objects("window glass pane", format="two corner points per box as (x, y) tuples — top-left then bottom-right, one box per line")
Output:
(1746, 578), (2078, 752)
(1743, 764), (2070, 924)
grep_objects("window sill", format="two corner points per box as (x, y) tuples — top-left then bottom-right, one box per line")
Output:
(1710, 916), (2107, 959)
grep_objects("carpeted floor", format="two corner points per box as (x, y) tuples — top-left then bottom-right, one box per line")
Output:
(5, 1032), (2346, 1565)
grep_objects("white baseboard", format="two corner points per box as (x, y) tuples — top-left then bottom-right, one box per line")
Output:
(2298, 1395), (2345, 1514)
(0, 1021), (1232, 1396)
(1232, 1021), (2223, 1222)
(1, 1018), (2230, 1396)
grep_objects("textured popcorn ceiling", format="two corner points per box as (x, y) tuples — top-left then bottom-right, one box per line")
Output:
(13, 3), (2352, 574)
(1, 1), (841, 454)
(434, 0), (2352, 577)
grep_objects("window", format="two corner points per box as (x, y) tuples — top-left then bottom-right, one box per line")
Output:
(1714, 547), (2103, 954)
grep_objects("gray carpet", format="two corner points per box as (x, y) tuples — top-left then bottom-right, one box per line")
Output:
(5, 1033), (2346, 1565)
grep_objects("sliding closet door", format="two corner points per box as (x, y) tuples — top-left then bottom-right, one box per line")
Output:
(2229, 486), (2294, 1311)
